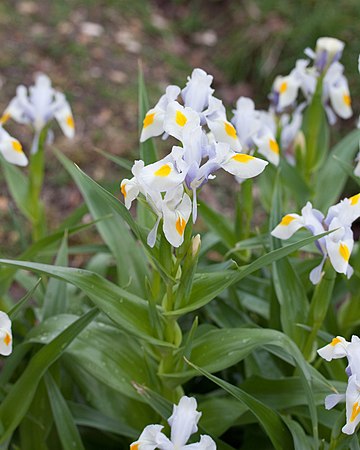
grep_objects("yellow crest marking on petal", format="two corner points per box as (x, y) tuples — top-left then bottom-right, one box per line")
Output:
(66, 115), (74, 128)
(154, 164), (171, 177)
(279, 81), (288, 94)
(120, 183), (127, 199)
(231, 154), (254, 163)
(143, 112), (155, 128)
(12, 140), (23, 153)
(339, 243), (350, 262)
(343, 93), (351, 107)
(330, 337), (341, 346)
(176, 216), (186, 236)
(280, 215), (295, 226)
(224, 121), (237, 139)
(0, 112), (10, 124)
(269, 139), (279, 154)
(350, 193), (360, 205)
(4, 333), (11, 346)
(351, 402), (360, 422)
(130, 443), (139, 450)
(175, 110), (187, 127)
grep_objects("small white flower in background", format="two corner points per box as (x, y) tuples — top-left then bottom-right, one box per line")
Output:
(271, 194), (360, 284)
(0, 126), (28, 166)
(0, 311), (12, 356)
(314, 37), (345, 72)
(318, 335), (360, 435)
(130, 396), (216, 450)
(1, 73), (75, 153)
(270, 74), (301, 112)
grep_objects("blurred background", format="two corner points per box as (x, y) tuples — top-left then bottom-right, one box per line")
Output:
(1, 0), (360, 253)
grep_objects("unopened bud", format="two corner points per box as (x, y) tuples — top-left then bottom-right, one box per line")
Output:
(192, 234), (201, 257)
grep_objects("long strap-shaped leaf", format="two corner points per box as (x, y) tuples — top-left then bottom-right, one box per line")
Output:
(44, 373), (85, 450)
(186, 358), (294, 450)
(0, 260), (169, 347)
(0, 308), (98, 443)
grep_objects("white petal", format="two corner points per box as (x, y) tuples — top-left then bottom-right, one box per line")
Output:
(162, 194), (191, 248)
(168, 396), (202, 447)
(342, 375), (360, 435)
(164, 101), (200, 142)
(221, 152), (267, 179)
(271, 214), (304, 240)
(130, 424), (165, 450)
(120, 178), (140, 209)
(253, 133), (279, 166)
(181, 68), (214, 112)
(140, 108), (165, 142)
(0, 311), (12, 356)
(206, 117), (242, 152)
(325, 234), (353, 275)
(329, 83), (352, 120)
(184, 435), (216, 450)
(147, 216), (161, 248)
(54, 98), (75, 138)
(325, 393), (346, 410)
(309, 257), (326, 285)
(317, 336), (349, 361)
(0, 129), (28, 167)
(273, 75), (300, 110)
(140, 158), (185, 192)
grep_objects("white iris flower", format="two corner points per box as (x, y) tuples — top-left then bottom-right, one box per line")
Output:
(271, 195), (360, 284)
(130, 396), (216, 450)
(0, 311), (12, 356)
(2, 73), (75, 153)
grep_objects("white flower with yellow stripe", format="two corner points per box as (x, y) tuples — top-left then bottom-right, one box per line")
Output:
(0, 126), (28, 167)
(272, 195), (360, 284)
(271, 74), (301, 112)
(318, 335), (360, 435)
(206, 100), (242, 152)
(140, 85), (180, 142)
(0, 311), (12, 356)
(231, 97), (279, 166)
(1, 73), (75, 153)
(164, 101), (201, 142)
(322, 62), (352, 125)
(130, 396), (216, 450)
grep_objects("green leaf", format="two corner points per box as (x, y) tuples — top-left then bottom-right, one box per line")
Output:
(138, 62), (158, 165)
(69, 401), (138, 438)
(55, 149), (148, 296)
(167, 231), (330, 316)
(279, 158), (311, 206)
(0, 308), (98, 443)
(198, 200), (236, 248)
(0, 156), (31, 219)
(93, 147), (132, 171)
(42, 232), (68, 319)
(185, 359), (294, 450)
(270, 175), (308, 347)
(0, 216), (105, 297)
(7, 278), (41, 319)
(314, 128), (360, 210)
(0, 260), (168, 347)
(28, 316), (159, 401)
(44, 373), (85, 450)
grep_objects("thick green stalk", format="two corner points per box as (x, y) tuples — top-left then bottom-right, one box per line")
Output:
(304, 75), (324, 181)
(28, 128), (48, 241)
(303, 260), (336, 360)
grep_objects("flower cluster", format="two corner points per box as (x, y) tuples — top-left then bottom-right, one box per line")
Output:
(270, 37), (352, 124)
(0, 311), (12, 356)
(0, 73), (74, 166)
(121, 68), (271, 247)
(271, 193), (360, 284)
(318, 335), (360, 435)
(130, 396), (216, 450)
